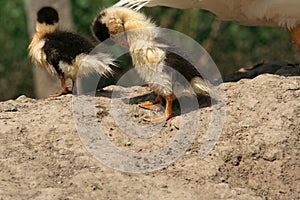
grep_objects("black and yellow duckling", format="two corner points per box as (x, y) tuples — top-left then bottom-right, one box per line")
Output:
(92, 7), (210, 123)
(29, 6), (115, 97)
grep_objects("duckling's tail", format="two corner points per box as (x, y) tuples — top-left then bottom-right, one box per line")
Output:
(190, 77), (210, 96)
(75, 53), (116, 78)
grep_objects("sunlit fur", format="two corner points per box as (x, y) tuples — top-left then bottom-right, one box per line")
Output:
(29, 7), (115, 96)
(92, 7), (209, 98)
(29, 7), (59, 76)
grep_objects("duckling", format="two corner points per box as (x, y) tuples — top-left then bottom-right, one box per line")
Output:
(92, 7), (210, 123)
(29, 6), (115, 97)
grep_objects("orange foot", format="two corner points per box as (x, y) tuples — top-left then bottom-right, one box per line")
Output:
(142, 95), (173, 124)
(49, 86), (72, 98)
(49, 76), (73, 97)
(139, 95), (163, 111)
(143, 113), (173, 124)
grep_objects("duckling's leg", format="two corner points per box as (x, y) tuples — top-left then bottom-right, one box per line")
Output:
(144, 95), (173, 123)
(289, 25), (300, 52)
(139, 95), (163, 111)
(49, 75), (71, 97)
(163, 95), (174, 120)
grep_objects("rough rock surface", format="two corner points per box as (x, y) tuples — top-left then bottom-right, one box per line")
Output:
(0, 74), (299, 200)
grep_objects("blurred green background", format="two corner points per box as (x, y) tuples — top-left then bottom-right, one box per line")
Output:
(0, 0), (296, 101)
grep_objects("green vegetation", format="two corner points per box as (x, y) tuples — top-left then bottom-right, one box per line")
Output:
(0, 0), (33, 100)
(0, 0), (296, 100)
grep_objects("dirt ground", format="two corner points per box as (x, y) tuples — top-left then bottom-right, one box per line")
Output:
(0, 74), (299, 200)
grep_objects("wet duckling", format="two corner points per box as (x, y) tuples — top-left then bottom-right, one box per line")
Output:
(92, 7), (210, 123)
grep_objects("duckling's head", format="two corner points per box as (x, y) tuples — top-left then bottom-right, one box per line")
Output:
(92, 7), (149, 41)
(36, 6), (59, 33)
(91, 10), (110, 42)
(92, 7), (153, 49)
